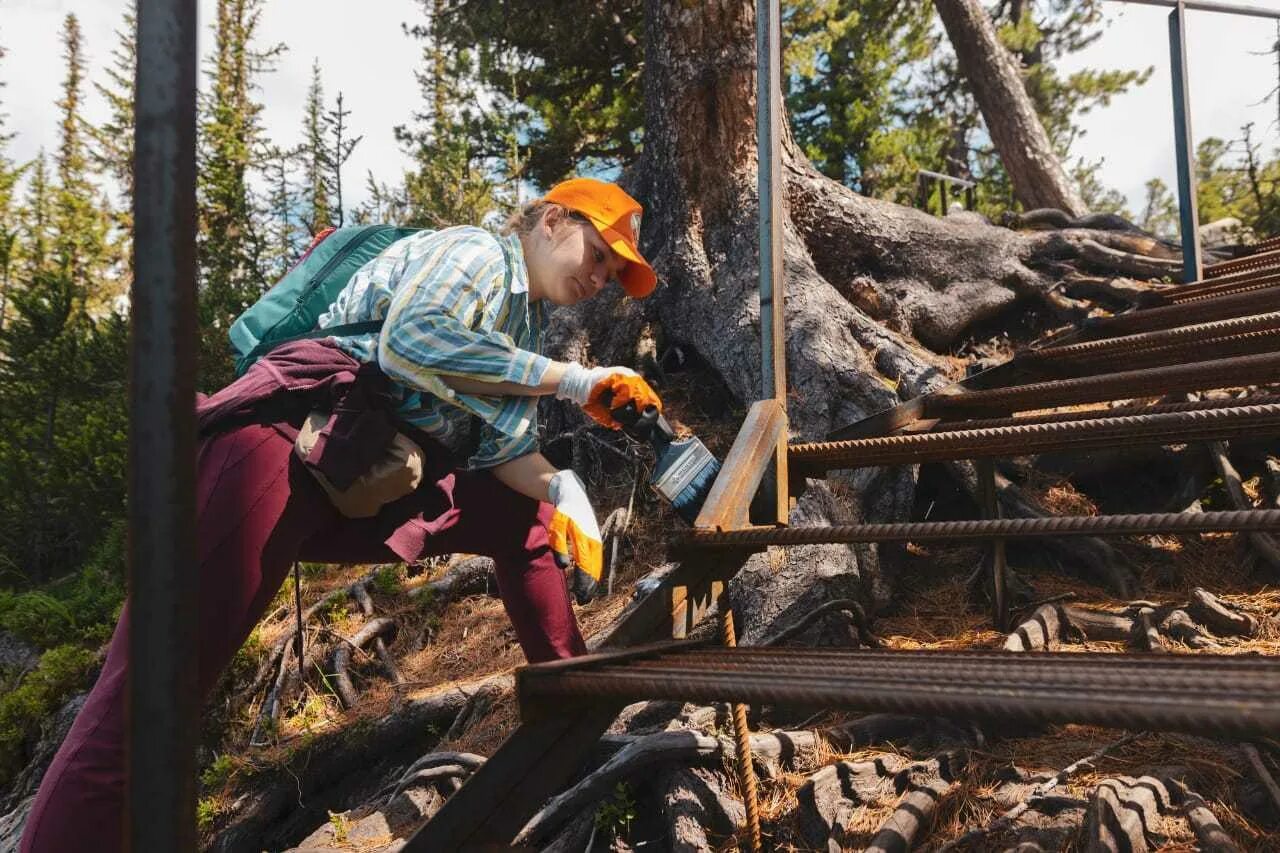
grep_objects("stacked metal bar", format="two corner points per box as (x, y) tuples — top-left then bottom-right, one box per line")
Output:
(518, 646), (1280, 740)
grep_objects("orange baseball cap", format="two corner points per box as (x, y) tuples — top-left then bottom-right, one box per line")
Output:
(542, 177), (658, 298)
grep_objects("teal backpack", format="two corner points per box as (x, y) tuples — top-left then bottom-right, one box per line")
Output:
(229, 224), (423, 377)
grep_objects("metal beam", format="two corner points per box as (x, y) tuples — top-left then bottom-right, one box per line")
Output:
(1168, 1), (1204, 283)
(129, 0), (198, 850)
(1106, 0), (1280, 20)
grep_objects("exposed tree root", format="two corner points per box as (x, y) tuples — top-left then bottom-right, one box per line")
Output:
(1170, 779), (1243, 853)
(865, 752), (966, 853)
(1003, 589), (1261, 652)
(938, 733), (1143, 852)
(1081, 775), (1175, 852)
(331, 617), (399, 709)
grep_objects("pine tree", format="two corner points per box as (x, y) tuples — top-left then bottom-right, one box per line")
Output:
(198, 0), (284, 390)
(52, 14), (114, 312)
(1138, 178), (1178, 239)
(89, 1), (137, 284)
(262, 144), (302, 278)
(299, 60), (333, 237)
(0, 39), (29, 334)
(324, 91), (361, 227)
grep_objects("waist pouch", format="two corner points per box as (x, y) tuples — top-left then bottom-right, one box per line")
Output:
(295, 409), (426, 518)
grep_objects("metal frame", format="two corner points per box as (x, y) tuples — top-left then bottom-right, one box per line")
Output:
(129, 0), (199, 849)
(1104, 0), (1280, 283)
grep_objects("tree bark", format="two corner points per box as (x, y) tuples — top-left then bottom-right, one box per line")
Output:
(933, 0), (1088, 217)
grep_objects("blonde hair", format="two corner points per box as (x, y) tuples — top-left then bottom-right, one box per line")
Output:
(502, 201), (561, 236)
(500, 200), (590, 236)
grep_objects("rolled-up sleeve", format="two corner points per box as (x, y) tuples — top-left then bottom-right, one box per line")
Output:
(376, 231), (552, 437)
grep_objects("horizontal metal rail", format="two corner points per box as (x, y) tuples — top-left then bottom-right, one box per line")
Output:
(519, 646), (1280, 738)
(923, 351), (1280, 419)
(1025, 310), (1280, 367)
(1083, 284), (1280, 338)
(789, 403), (1280, 471)
(1104, 0), (1280, 21)
(921, 394), (1280, 433)
(1166, 270), (1280, 303)
(1205, 248), (1280, 279)
(672, 508), (1280, 548)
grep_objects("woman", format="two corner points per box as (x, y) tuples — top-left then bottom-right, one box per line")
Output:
(21, 177), (661, 852)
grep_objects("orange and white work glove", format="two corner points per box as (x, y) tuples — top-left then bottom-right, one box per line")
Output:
(547, 469), (603, 604)
(556, 363), (662, 430)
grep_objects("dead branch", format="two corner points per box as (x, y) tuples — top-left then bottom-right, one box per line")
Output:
(331, 617), (398, 709)
(1243, 743), (1280, 815)
(378, 751), (487, 805)
(1208, 440), (1280, 573)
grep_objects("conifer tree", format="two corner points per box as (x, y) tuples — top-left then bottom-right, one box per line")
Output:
(262, 144), (302, 278)
(198, 0), (284, 389)
(0, 39), (28, 334)
(299, 60), (333, 236)
(52, 14), (114, 310)
(89, 1), (138, 283)
(325, 91), (361, 227)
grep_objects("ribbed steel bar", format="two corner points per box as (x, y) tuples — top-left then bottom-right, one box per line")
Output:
(1083, 285), (1280, 338)
(1026, 310), (1280, 365)
(923, 351), (1280, 419)
(1204, 249), (1280, 279)
(672, 509), (1280, 547)
(925, 394), (1280, 434)
(1167, 270), (1280, 302)
(519, 648), (1280, 739)
(791, 404), (1280, 470)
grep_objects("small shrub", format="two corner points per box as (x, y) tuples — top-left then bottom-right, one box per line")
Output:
(594, 781), (637, 840)
(0, 644), (96, 784)
(373, 564), (401, 595)
(196, 796), (224, 833)
(200, 753), (236, 791)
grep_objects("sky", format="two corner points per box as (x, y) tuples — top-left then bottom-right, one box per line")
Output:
(1, 0), (1278, 217)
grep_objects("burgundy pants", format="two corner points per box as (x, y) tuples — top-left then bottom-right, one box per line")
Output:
(21, 421), (586, 853)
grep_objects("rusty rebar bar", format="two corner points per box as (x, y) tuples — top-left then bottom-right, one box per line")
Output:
(1167, 271), (1280, 303)
(924, 394), (1280, 433)
(672, 509), (1280, 547)
(1085, 285), (1280, 338)
(721, 608), (762, 853)
(790, 403), (1280, 470)
(922, 351), (1280, 419)
(1024, 310), (1280, 365)
(518, 648), (1280, 739)
(1205, 248), (1280, 279)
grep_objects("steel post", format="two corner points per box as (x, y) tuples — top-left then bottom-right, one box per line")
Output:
(1169, 1), (1203, 284)
(129, 0), (199, 849)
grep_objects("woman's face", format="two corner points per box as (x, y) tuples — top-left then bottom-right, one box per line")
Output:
(527, 207), (626, 306)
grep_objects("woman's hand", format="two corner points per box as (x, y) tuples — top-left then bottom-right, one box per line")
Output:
(546, 469), (603, 603)
(556, 363), (662, 429)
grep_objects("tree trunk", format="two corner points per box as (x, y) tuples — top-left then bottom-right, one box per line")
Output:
(933, 0), (1088, 217)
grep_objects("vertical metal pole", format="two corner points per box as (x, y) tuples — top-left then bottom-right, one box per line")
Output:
(1169, 1), (1204, 283)
(130, 0), (198, 850)
(757, 0), (790, 524)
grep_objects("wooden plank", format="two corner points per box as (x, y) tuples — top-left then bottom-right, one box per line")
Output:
(590, 552), (754, 650)
(695, 399), (787, 531)
(401, 706), (621, 850)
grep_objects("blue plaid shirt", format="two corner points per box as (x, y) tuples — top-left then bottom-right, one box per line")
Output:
(318, 226), (551, 469)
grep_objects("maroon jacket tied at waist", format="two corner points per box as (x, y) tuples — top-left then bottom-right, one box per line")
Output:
(195, 338), (462, 561)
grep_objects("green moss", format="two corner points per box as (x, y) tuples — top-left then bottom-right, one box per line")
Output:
(0, 644), (96, 784)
